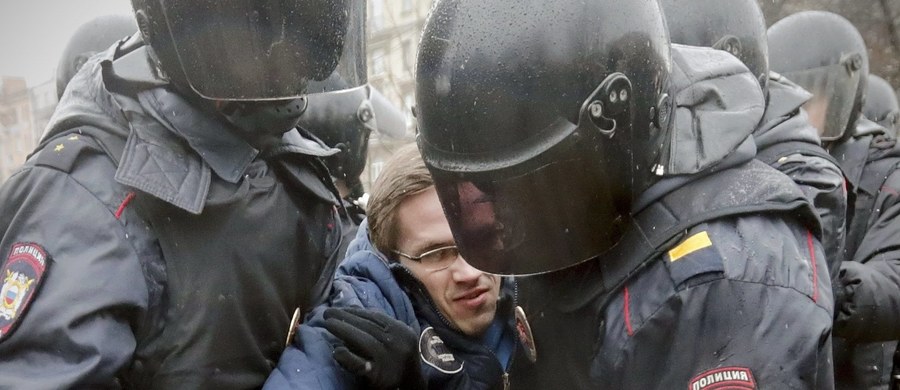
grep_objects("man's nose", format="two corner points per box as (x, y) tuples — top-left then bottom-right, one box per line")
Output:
(450, 256), (483, 282)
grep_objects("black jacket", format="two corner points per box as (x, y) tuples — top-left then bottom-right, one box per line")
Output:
(508, 45), (834, 389)
(755, 72), (847, 279)
(511, 160), (834, 389)
(0, 38), (343, 388)
(830, 118), (900, 390)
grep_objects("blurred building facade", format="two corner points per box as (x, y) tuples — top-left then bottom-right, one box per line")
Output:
(0, 77), (56, 183)
(359, 0), (430, 192)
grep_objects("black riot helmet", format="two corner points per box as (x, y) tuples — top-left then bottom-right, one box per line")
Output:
(130, 0), (366, 136)
(300, 80), (406, 199)
(56, 14), (138, 99)
(416, 0), (672, 275)
(130, 0), (365, 101)
(659, 0), (768, 92)
(864, 75), (899, 136)
(768, 11), (869, 142)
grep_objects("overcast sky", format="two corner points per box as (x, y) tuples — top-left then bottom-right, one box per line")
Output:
(0, 0), (134, 86)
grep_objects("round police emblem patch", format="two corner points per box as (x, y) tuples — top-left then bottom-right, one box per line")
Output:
(418, 326), (464, 374)
(0, 243), (50, 342)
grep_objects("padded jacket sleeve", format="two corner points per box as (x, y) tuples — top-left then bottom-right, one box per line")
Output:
(774, 153), (847, 279)
(593, 217), (834, 389)
(264, 253), (419, 389)
(836, 169), (900, 342)
(0, 166), (148, 388)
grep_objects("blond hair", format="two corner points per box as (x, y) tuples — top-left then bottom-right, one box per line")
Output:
(367, 143), (434, 256)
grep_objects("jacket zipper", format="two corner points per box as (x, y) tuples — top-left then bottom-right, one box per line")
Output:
(504, 277), (519, 389)
(472, 277), (518, 390)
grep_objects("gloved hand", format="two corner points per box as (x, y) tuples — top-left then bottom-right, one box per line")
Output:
(833, 266), (860, 322)
(324, 307), (426, 389)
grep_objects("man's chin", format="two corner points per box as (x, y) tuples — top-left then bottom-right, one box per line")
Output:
(453, 311), (497, 337)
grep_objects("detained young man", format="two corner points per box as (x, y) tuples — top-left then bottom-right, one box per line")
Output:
(264, 144), (533, 389)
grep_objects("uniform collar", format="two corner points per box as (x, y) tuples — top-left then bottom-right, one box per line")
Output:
(100, 44), (253, 213)
(99, 41), (340, 215)
(104, 40), (254, 198)
(109, 40), (337, 184)
(137, 87), (257, 184)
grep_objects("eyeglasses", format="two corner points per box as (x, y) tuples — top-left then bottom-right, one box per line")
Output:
(392, 245), (461, 271)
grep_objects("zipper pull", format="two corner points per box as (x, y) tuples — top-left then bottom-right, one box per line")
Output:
(503, 372), (510, 390)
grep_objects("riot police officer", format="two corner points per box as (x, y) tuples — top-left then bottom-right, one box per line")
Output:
(56, 14), (138, 99)
(299, 82), (406, 256)
(415, 0), (834, 388)
(0, 0), (365, 387)
(660, 0), (847, 281)
(864, 75), (900, 137)
(770, 11), (900, 389)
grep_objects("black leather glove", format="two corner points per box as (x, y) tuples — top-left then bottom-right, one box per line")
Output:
(324, 307), (426, 389)
(833, 266), (860, 322)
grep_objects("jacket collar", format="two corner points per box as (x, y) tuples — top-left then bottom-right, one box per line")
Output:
(137, 86), (258, 184)
(100, 42), (337, 214)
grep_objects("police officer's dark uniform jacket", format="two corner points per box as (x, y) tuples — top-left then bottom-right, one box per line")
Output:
(266, 221), (522, 389)
(0, 37), (343, 388)
(828, 117), (900, 390)
(755, 72), (848, 279)
(335, 196), (366, 259)
(510, 45), (834, 390)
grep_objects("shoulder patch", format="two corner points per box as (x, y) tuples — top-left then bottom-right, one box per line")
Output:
(32, 134), (97, 173)
(668, 231), (712, 261)
(664, 231), (724, 287)
(689, 366), (756, 390)
(418, 326), (464, 374)
(0, 243), (50, 342)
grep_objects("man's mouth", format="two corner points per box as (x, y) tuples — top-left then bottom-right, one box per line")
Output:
(454, 287), (490, 309)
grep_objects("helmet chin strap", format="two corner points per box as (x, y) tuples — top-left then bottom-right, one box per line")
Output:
(216, 97), (310, 137)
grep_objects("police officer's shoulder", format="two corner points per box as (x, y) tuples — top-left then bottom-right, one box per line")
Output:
(617, 217), (823, 329)
(658, 216), (820, 291)
(605, 224), (726, 330)
(30, 131), (105, 174)
(704, 216), (823, 299)
(775, 153), (845, 187)
(24, 131), (138, 226)
(598, 224), (723, 349)
(658, 224), (727, 291)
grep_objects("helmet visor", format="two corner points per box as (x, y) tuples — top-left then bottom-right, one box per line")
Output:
(159, 0), (365, 100)
(784, 56), (862, 141)
(425, 128), (626, 276)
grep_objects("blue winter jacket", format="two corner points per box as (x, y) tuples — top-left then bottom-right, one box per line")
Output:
(264, 220), (520, 389)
